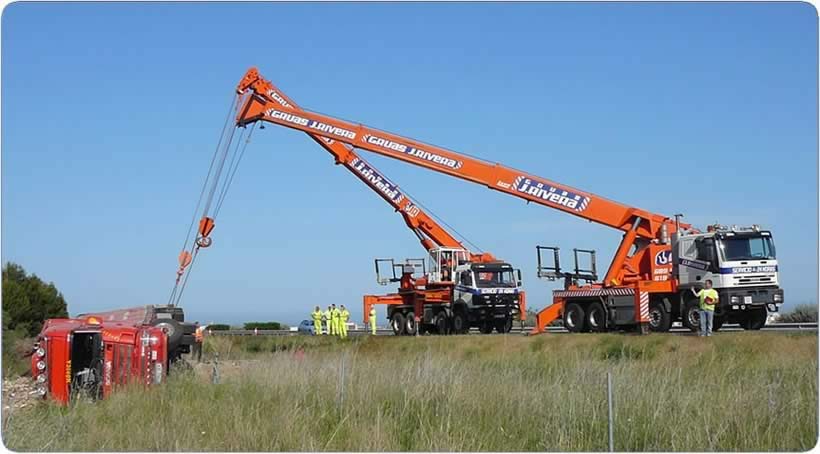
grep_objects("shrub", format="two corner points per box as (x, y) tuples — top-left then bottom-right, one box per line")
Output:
(207, 324), (231, 331)
(778, 304), (818, 323)
(243, 322), (283, 330)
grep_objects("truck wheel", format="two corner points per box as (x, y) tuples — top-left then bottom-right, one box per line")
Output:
(682, 300), (700, 332)
(391, 312), (406, 336)
(434, 313), (450, 335)
(405, 312), (418, 336)
(478, 321), (493, 334)
(494, 317), (513, 334)
(452, 310), (469, 334)
(741, 308), (767, 330)
(648, 302), (672, 332)
(586, 302), (607, 332)
(563, 303), (586, 333)
(152, 318), (183, 353)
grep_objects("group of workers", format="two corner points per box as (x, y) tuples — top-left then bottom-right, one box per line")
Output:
(311, 305), (378, 337)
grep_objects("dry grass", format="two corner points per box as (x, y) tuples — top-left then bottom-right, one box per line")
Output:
(3, 332), (817, 451)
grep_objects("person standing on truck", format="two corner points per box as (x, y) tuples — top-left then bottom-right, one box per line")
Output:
(193, 322), (204, 362)
(340, 305), (350, 339)
(311, 306), (323, 335)
(369, 306), (377, 335)
(693, 279), (719, 337)
(331, 304), (340, 337)
(323, 306), (332, 335)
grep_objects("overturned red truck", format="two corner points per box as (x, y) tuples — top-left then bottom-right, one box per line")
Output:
(31, 305), (196, 404)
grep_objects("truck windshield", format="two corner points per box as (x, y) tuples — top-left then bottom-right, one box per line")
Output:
(475, 269), (517, 288)
(719, 236), (776, 261)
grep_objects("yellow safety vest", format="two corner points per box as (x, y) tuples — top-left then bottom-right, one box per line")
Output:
(341, 310), (350, 322)
(312, 310), (323, 322)
(698, 289), (719, 311)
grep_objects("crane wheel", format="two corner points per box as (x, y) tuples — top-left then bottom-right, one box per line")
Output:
(494, 316), (513, 334)
(563, 303), (586, 333)
(434, 313), (450, 335)
(740, 308), (767, 330)
(478, 321), (493, 334)
(452, 310), (469, 334)
(682, 300), (700, 332)
(405, 312), (418, 336)
(390, 312), (406, 336)
(648, 302), (672, 332)
(586, 302), (607, 332)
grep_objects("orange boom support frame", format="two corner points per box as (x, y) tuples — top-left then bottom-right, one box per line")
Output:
(233, 67), (694, 334)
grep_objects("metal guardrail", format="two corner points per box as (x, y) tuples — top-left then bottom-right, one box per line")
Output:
(208, 322), (816, 337)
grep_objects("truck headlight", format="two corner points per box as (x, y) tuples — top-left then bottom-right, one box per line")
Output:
(773, 294), (783, 302)
(36, 360), (46, 371)
(36, 374), (46, 383)
(36, 347), (45, 358)
(731, 296), (740, 304)
(36, 386), (47, 396)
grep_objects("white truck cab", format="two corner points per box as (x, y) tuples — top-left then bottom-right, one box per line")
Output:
(673, 224), (783, 328)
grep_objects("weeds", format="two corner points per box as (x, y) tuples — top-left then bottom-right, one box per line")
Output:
(2, 333), (817, 451)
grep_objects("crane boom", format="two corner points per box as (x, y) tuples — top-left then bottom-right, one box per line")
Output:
(234, 67), (690, 286)
(241, 74), (495, 263)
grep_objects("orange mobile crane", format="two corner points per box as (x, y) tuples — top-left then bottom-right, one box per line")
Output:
(170, 72), (525, 336)
(220, 67), (783, 334)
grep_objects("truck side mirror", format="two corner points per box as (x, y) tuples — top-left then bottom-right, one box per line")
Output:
(516, 269), (523, 287)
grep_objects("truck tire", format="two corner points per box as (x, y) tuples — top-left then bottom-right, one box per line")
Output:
(478, 321), (493, 334)
(434, 313), (450, 335)
(713, 316), (724, 332)
(452, 310), (469, 335)
(391, 312), (406, 336)
(152, 318), (183, 353)
(586, 302), (607, 332)
(494, 317), (513, 334)
(648, 302), (672, 332)
(741, 308), (767, 330)
(563, 303), (586, 333)
(682, 300), (700, 332)
(405, 312), (418, 336)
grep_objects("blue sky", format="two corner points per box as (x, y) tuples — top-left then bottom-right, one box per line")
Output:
(2, 2), (816, 326)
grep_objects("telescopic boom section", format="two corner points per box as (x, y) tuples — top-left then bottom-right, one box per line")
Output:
(235, 68), (685, 239)
(235, 68), (495, 263)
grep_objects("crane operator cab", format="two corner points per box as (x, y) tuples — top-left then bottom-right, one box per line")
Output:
(673, 224), (783, 330)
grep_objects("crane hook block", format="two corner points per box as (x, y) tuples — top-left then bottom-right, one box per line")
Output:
(196, 236), (213, 248)
(198, 216), (215, 238)
(178, 250), (193, 268)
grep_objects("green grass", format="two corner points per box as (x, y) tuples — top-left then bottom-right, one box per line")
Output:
(3, 332), (817, 451)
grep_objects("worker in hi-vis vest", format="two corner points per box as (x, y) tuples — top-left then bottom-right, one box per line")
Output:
(331, 304), (340, 337)
(340, 305), (350, 338)
(311, 306), (323, 336)
(369, 307), (377, 335)
(693, 279), (720, 337)
(323, 306), (332, 335)
(193, 322), (204, 362)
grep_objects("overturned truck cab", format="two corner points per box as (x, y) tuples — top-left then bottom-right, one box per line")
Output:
(31, 305), (194, 404)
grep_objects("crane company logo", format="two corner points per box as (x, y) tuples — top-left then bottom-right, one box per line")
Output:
(267, 90), (291, 108)
(266, 110), (357, 140)
(654, 250), (672, 266)
(351, 158), (404, 204)
(512, 176), (590, 212)
(403, 203), (421, 218)
(363, 134), (463, 170)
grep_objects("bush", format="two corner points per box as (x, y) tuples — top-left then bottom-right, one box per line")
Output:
(243, 322), (283, 330)
(207, 324), (231, 331)
(2, 262), (68, 336)
(779, 304), (818, 323)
